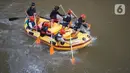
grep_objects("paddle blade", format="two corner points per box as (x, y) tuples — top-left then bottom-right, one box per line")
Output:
(71, 33), (75, 37)
(35, 37), (40, 44)
(70, 57), (76, 65)
(50, 45), (55, 55)
(9, 17), (20, 21)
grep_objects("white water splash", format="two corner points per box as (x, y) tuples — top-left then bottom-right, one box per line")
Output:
(0, 12), (12, 25)
(0, 30), (9, 34)
(26, 64), (43, 73)
(57, 50), (78, 55)
(8, 49), (48, 73)
(0, 19), (10, 24)
(88, 36), (97, 47)
(81, 29), (97, 47)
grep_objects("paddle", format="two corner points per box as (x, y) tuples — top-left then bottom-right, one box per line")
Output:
(59, 4), (76, 64)
(35, 36), (40, 44)
(49, 19), (55, 55)
(70, 9), (91, 30)
(9, 17), (24, 21)
(69, 8), (78, 19)
(70, 29), (76, 65)
(34, 14), (41, 44)
(59, 4), (67, 15)
(8, 16), (47, 21)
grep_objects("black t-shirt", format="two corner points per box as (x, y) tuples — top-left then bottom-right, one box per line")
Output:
(50, 9), (64, 19)
(78, 17), (85, 24)
(76, 17), (85, 28)
(27, 7), (36, 16)
(63, 14), (71, 22)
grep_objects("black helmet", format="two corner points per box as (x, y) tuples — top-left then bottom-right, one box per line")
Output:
(54, 6), (59, 10)
(31, 2), (35, 6)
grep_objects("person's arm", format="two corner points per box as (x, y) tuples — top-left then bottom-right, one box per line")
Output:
(25, 8), (29, 17)
(37, 22), (43, 28)
(33, 8), (36, 16)
(57, 11), (64, 16)
(70, 14), (75, 19)
(34, 8), (36, 13)
(83, 23), (88, 28)
(82, 21), (90, 28)
(71, 14), (77, 19)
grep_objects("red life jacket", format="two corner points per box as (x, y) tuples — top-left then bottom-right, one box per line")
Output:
(29, 16), (34, 22)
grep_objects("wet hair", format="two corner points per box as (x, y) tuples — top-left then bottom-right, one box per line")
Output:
(31, 2), (35, 6)
(54, 6), (59, 10)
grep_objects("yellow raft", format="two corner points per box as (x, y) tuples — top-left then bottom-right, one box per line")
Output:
(24, 17), (92, 51)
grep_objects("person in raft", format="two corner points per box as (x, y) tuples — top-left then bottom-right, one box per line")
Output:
(40, 21), (52, 37)
(25, 2), (36, 17)
(55, 27), (66, 45)
(25, 2), (37, 29)
(60, 9), (76, 28)
(50, 6), (64, 23)
(26, 14), (41, 31)
(72, 14), (90, 34)
(25, 16), (35, 29)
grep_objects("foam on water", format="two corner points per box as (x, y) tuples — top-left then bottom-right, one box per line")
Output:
(88, 36), (97, 47)
(57, 50), (78, 55)
(0, 12), (12, 25)
(85, 30), (97, 47)
(8, 48), (48, 73)
(22, 63), (46, 73)
(0, 30), (9, 34)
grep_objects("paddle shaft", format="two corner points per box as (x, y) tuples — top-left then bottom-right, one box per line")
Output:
(60, 5), (74, 57)
(8, 16), (47, 21)
(59, 4), (67, 15)
(34, 14), (37, 31)
(70, 29), (74, 58)
(59, 4), (78, 20)
(50, 20), (53, 45)
(69, 8), (78, 19)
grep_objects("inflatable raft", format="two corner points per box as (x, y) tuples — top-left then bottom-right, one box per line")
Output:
(24, 17), (92, 51)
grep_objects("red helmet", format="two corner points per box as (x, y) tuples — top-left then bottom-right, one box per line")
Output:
(43, 22), (50, 27)
(29, 16), (34, 22)
(80, 14), (86, 19)
(67, 9), (72, 14)
(60, 29), (65, 34)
